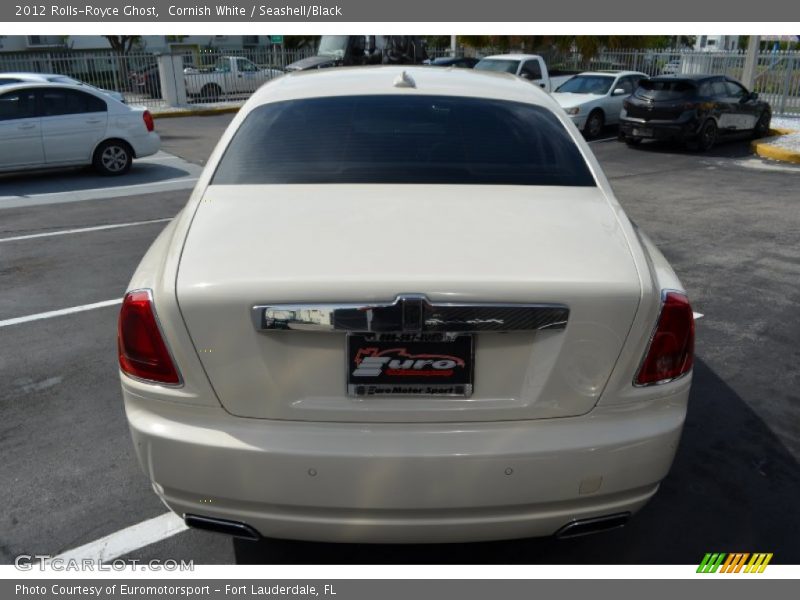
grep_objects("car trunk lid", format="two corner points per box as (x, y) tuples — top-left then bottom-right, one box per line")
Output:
(176, 184), (642, 422)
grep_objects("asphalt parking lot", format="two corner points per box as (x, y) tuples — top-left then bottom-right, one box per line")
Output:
(1, 114), (799, 565)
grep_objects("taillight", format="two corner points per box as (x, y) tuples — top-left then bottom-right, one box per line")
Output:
(635, 291), (694, 386)
(682, 102), (700, 111)
(142, 110), (154, 132)
(118, 290), (180, 385)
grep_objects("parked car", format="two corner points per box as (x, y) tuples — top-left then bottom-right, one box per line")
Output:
(474, 54), (576, 91)
(424, 56), (479, 68)
(119, 66), (694, 544)
(184, 57), (283, 101)
(0, 82), (159, 175)
(619, 74), (772, 151)
(0, 72), (125, 103)
(129, 64), (161, 99)
(553, 70), (648, 138)
(661, 59), (682, 75)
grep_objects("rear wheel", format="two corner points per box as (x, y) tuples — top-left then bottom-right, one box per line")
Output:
(689, 120), (717, 152)
(753, 110), (771, 139)
(200, 83), (222, 102)
(93, 140), (133, 176)
(584, 110), (605, 139)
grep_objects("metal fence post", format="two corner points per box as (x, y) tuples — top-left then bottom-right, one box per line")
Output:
(780, 55), (793, 115)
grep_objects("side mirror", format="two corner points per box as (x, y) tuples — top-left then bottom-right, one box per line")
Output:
(750, 91), (759, 100)
(519, 72), (532, 80)
(612, 88), (627, 96)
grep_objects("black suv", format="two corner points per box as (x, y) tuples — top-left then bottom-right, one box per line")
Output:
(619, 74), (771, 151)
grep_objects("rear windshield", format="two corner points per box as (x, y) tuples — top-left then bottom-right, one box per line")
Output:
(212, 95), (596, 187)
(636, 79), (697, 99)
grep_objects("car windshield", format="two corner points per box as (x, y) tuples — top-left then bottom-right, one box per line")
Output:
(212, 95), (596, 187)
(556, 75), (615, 95)
(474, 59), (520, 74)
(318, 35), (349, 58)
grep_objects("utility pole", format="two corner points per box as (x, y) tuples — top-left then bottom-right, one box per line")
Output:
(450, 34), (457, 57)
(742, 35), (761, 89)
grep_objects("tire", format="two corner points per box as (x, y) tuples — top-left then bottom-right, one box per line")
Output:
(583, 110), (605, 139)
(753, 110), (771, 139)
(200, 83), (222, 102)
(92, 140), (133, 176)
(689, 120), (718, 152)
(624, 136), (642, 147)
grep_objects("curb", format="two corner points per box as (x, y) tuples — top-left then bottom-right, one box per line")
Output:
(751, 127), (800, 165)
(151, 106), (241, 119)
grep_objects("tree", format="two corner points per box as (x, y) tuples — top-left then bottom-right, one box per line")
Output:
(103, 36), (141, 54)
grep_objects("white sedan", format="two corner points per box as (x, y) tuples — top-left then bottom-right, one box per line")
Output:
(0, 82), (159, 175)
(553, 70), (648, 138)
(119, 67), (694, 543)
(0, 71), (126, 103)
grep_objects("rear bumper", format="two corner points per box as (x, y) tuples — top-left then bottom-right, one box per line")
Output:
(619, 115), (701, 142)
(123, 387), (688, 543)
(129, 132), (161, 159)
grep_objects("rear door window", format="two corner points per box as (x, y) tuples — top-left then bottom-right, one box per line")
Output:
(711, 80), (728, 98)
(40, 89), (107, 116)
(213, 95), (596, 187)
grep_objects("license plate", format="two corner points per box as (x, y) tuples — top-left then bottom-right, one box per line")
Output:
(633, 127), (653, 138)
(347, 333), (474, 397)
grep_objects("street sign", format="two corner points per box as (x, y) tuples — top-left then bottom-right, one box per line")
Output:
(270, 36), (284, 44)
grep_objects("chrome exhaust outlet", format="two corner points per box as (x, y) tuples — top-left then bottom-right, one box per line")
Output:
(184, 514), (261, 541)
(555, 512), (631, 539)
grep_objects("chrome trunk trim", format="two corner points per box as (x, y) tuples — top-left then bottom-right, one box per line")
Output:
(252, 295), (569, 334)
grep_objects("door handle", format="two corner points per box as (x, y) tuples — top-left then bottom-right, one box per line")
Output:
(17, 123), (36, 130)
(86, 118), (103, 124)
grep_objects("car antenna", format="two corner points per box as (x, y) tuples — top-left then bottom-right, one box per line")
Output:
(393, 70), (416, 89)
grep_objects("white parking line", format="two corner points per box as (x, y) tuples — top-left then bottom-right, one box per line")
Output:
(588, 136), (619, 143)
(0, 218), (172, 243)
(53, 512), (188, 562)
(694, 312), (704, 320)
(0, 299), (122, 328)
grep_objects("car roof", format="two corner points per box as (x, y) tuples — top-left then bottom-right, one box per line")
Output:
(246, 66), (560, 109)
(480, 54), (541, 61)
(649, 73), (721, 82)
(575, 70), (648, 77)
(0, 72), (69, 80)
(0, 80), (112, 98)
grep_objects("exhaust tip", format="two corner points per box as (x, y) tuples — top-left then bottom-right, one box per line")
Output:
(184, 514), (261, 541)
(555, 512), (631, 539)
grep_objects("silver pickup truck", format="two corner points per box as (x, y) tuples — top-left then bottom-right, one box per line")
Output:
(184, 56), (283, 101)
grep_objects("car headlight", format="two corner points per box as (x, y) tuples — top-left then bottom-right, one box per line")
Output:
(565, 107), (580, 115)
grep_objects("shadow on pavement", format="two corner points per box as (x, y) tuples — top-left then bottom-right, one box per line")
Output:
(0, 157), (198, 197)
(622, 137), (756, 159)
(231, 358), (800, 564)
